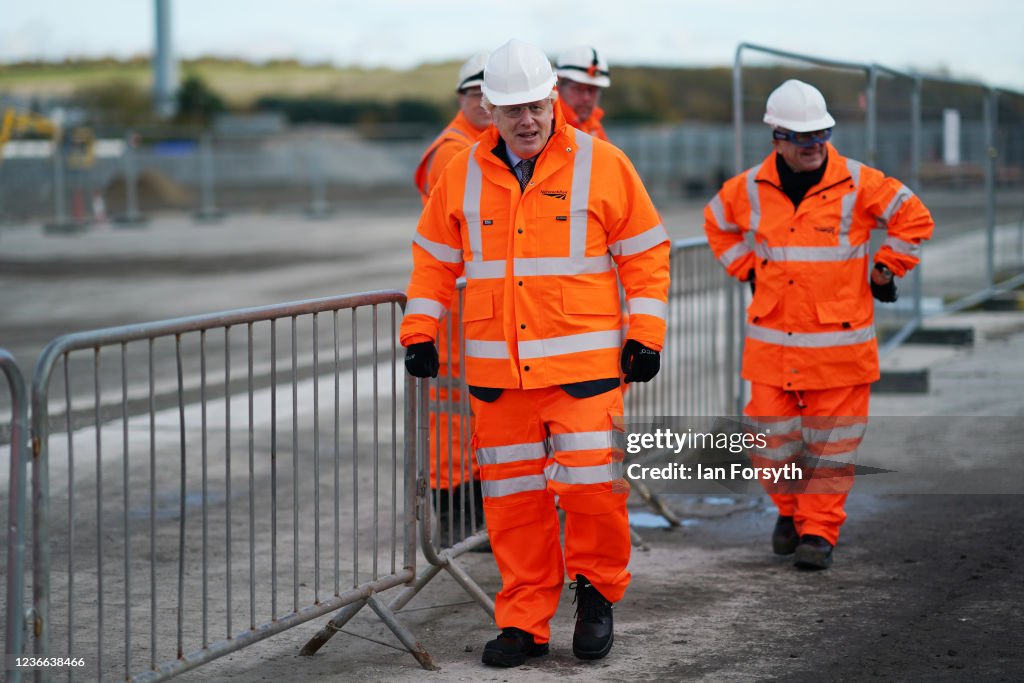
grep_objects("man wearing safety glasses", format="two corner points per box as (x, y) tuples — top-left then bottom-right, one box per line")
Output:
(704, 79), (934, 570)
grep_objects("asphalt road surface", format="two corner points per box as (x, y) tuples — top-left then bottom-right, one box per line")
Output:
(2, 196), (1023, 681)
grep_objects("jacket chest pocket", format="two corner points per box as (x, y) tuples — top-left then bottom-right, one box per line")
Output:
(815, 298), (869, 328)
(562, 286), (619, 316)
(463, 289), (495, 322)
(796, 192), (846, 242)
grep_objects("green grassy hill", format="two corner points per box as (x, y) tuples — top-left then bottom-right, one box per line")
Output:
(3, 57), (1012, 127)
(1, 57), (466, 106)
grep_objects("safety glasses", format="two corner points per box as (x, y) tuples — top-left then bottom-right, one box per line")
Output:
(772, 128), (833, 148)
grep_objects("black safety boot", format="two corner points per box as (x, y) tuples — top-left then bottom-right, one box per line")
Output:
(571, 574), (614, 660)
(772, 515), (799, 555)
(481, 627), (549, 667)
(794, 534), (834, 570)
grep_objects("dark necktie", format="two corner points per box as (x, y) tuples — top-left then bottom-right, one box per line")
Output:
(516, 158), (534, 190)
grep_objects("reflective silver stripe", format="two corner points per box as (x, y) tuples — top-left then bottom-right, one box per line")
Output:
(839, 159), (862, 247)
(719, 241), (753, 268)
(881, 236), (921, 257)
(803, 423), (867, 444)
(518, 329), (621, 359)
(544, 461), (623, 485)
(747, 323), (876, 348)
(746, 164), (762, 233)
(878, 183), (914, 227)
(447, 126), (471, 141)
(513, 254), (613, 276)
(482, 474), (547, 498)
(569, 132), (593, 258)
(413, 233), (462, 263)
(745, 415), (802, 435)
(476, 440), (547, 466)
(463, 143), (483, 260)
(751, 439), (803, 462)
(609, 223), (669, 257)
(551, 430), (625, 453)
(405, 297), (447, 319)
(465, 260), (506, 279)
(465, 339), (510, 359)
(754, 242), (869, 262)
(707, 193), (740, 233)
(627, 297), (668, 320)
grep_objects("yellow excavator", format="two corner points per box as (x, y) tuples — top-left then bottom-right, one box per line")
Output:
(0, 107), (95, 168)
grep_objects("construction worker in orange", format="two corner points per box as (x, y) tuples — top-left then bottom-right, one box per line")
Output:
(401, 39), (669, 667)
(704, 79), (934, 570)
(555, 45), (610, 141)
(414, 53), (492, 202)
(413, 53), (492, 547)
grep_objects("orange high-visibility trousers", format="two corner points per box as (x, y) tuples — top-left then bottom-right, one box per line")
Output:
(470, 386), (631, 644)
(429, 303), (480, 489)
(745, 382), (869, 546)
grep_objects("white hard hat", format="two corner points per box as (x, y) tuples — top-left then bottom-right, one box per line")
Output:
(456, 52), (488, 92)
(556, 45), (610, 88)
(763, 79), (836, 132)
(482, 39), (557, 106)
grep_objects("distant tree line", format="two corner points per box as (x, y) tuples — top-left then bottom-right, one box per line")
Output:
(6, 57), (1019, 133)
(254, 96), (446, 127)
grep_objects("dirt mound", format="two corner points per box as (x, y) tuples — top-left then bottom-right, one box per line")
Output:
(103, 169), (193, 212)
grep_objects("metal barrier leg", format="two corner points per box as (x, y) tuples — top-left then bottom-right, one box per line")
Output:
(629, 527), (650, 551)
(299, 591), (437, 670)
(298, 599), (367, 656)
(385, 563), (445, 613)
(436, 555), (496, 618)
(366, 594), (437, 671)
(632, 479), (683, 527)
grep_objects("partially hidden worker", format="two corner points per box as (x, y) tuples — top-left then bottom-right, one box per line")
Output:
(555, 45), (611, 141)
(413, 53), (492, 548)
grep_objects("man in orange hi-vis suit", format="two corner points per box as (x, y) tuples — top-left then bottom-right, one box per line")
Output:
(555, 45), (611, 142)
(414, 53), (492, 202)
(413, 53), (492, 547)
(401, 40), (669, 667)
(704, 79), (934, 570)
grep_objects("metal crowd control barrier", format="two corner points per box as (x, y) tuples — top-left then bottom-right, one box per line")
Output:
(624, 239), (738, 524)
(27, 291), (435, 681)
(3, 350), (30, 683)
(301, 283), (496, 651)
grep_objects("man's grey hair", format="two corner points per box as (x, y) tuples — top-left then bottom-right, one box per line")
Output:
(480, 91), (558, 113)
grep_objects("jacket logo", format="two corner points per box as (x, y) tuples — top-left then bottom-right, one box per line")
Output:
(814, 226), (836, 235)
(541, 190), (567, 200)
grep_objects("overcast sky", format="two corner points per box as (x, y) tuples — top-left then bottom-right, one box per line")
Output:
(3, 1), (1022, 91)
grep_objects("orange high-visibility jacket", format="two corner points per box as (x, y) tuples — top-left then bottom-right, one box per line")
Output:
(401, 109), (670, 389)
(558, 98), (609, 142)
(414, 111), (486, 204)
(704, 145), (934, 390)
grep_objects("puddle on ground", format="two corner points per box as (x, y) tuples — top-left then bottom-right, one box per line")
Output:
(629, 511), (673, 528)
(701, 496), (737, 506)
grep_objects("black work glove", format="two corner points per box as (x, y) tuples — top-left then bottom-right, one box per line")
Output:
(404, 342), (439, 378)
(620, 339), (661, 384)
(747, 268), (756, 294)
(870, 263), (898, 303)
